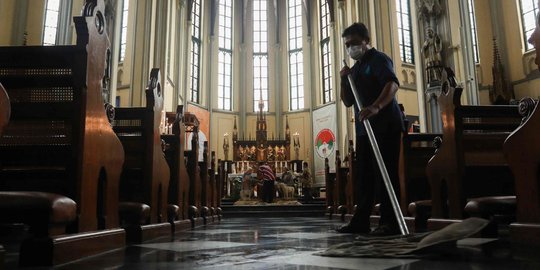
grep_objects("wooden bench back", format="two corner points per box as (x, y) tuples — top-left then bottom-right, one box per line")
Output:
(334, 150), (350, 213)
(345, 140), (358, 215)
(199, 141), (210, 212)
(0, 0), (124, 232)
(162, 105), (191, 220)
(400, 133), (441, 211)
(504, 98), (540, 224)
(184, 112), (201, 215)
(113, 68), (170, 223)
(209, 151), (218, 210)
(0, 83), (9, 136)
(324, 157), (336, 212)
(427, 70), (520, 219)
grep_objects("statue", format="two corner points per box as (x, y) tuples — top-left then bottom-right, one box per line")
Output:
(293, 133), (300, 160)
(423, 28), (443, 83)
(223, 133), (230, 160)
(267, 145), (274, 161)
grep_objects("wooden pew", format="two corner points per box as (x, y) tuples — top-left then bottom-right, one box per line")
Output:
(184, 112), (203, 227)
(334, 150), (350, 220)
(215, 159), (223, 219)
(0, 83), (8, 269)
(0, 0), (125, 265)
(399, 133), (441, 231)
(504, 98), (540, 248)
(199, 141), (211, 224)
(400, 133), (440, 208)
(216, 159), (226, 218)
(324, 157), (337, 218)
(426, 70), (521, 228)
(209, 151), (220, 221)
(113, 68), (171, 243)
(345, 140), (358, 218)
(162, 105), (191, 233)
(0, 83), (8, 134)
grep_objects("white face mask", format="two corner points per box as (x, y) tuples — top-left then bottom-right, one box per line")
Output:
(347, 45), (365, 60)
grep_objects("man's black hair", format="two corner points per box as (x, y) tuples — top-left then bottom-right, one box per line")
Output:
(342, 22), (370, 43)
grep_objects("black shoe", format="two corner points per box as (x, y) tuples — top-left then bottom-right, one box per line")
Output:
(369, 225), (400, 236)
(336, 223), (370, 234)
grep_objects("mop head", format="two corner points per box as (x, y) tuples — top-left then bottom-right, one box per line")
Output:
(317, 217), (490, 258)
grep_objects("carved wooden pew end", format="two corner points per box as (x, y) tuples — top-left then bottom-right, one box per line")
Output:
(426, 73), (520, 229)
(167, 204), (179, 223)
(161, 106), (192, 233)
(0, 191), (124, 266)
(117, 202), (168, 243)
(0, 192), (77, 237)
(408, 200), (432, 232)
(0, 244), (4, 270)
(464, 196), (516, 237)
(0, 0), (125, 266)
(113, 69), (171, 243)
(324, 157), (337, 219)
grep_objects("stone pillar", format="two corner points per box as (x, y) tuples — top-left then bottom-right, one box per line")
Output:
(416, 0), (444, 133)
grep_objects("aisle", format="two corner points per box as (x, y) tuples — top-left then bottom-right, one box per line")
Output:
(39, 217), (539, 269)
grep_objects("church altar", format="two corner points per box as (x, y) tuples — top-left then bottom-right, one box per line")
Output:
(223, 99), (302, 175)
(220, 99), (305, 204)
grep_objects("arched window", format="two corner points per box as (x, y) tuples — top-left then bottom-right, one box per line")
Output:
(396, 0), (414, 64)
(288, 0), (304, 110)
(189, 0), (202, 103)
(218, 0), (233, 110)
(43, 0), (61, 45)
(520, 0), (539, 51)
(253, 0), (269, 112)
(119, 0), (130, 62)
(320, 0), (333, 104)
(468, 0), (479, 63)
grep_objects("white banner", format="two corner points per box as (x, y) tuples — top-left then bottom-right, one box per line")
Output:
(312, 104), (337, 187)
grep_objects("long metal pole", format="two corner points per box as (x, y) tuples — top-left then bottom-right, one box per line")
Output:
(343, 60), (409, 236)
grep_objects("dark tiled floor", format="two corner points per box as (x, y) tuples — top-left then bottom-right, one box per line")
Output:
(5, 217), (540, 269)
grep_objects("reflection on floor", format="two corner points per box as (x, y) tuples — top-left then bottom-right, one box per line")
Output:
(5, 217), (540, 269)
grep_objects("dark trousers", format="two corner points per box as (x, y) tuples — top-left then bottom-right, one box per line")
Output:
(350, 132), (401, 230)
(262, 180), (275, 203)
(302, 188), (312, 202)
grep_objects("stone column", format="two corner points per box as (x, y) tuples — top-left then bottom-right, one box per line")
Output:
(417, 0), (444, 133)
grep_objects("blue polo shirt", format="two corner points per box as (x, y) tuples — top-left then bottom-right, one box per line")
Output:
(343, 48), (405, 136)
